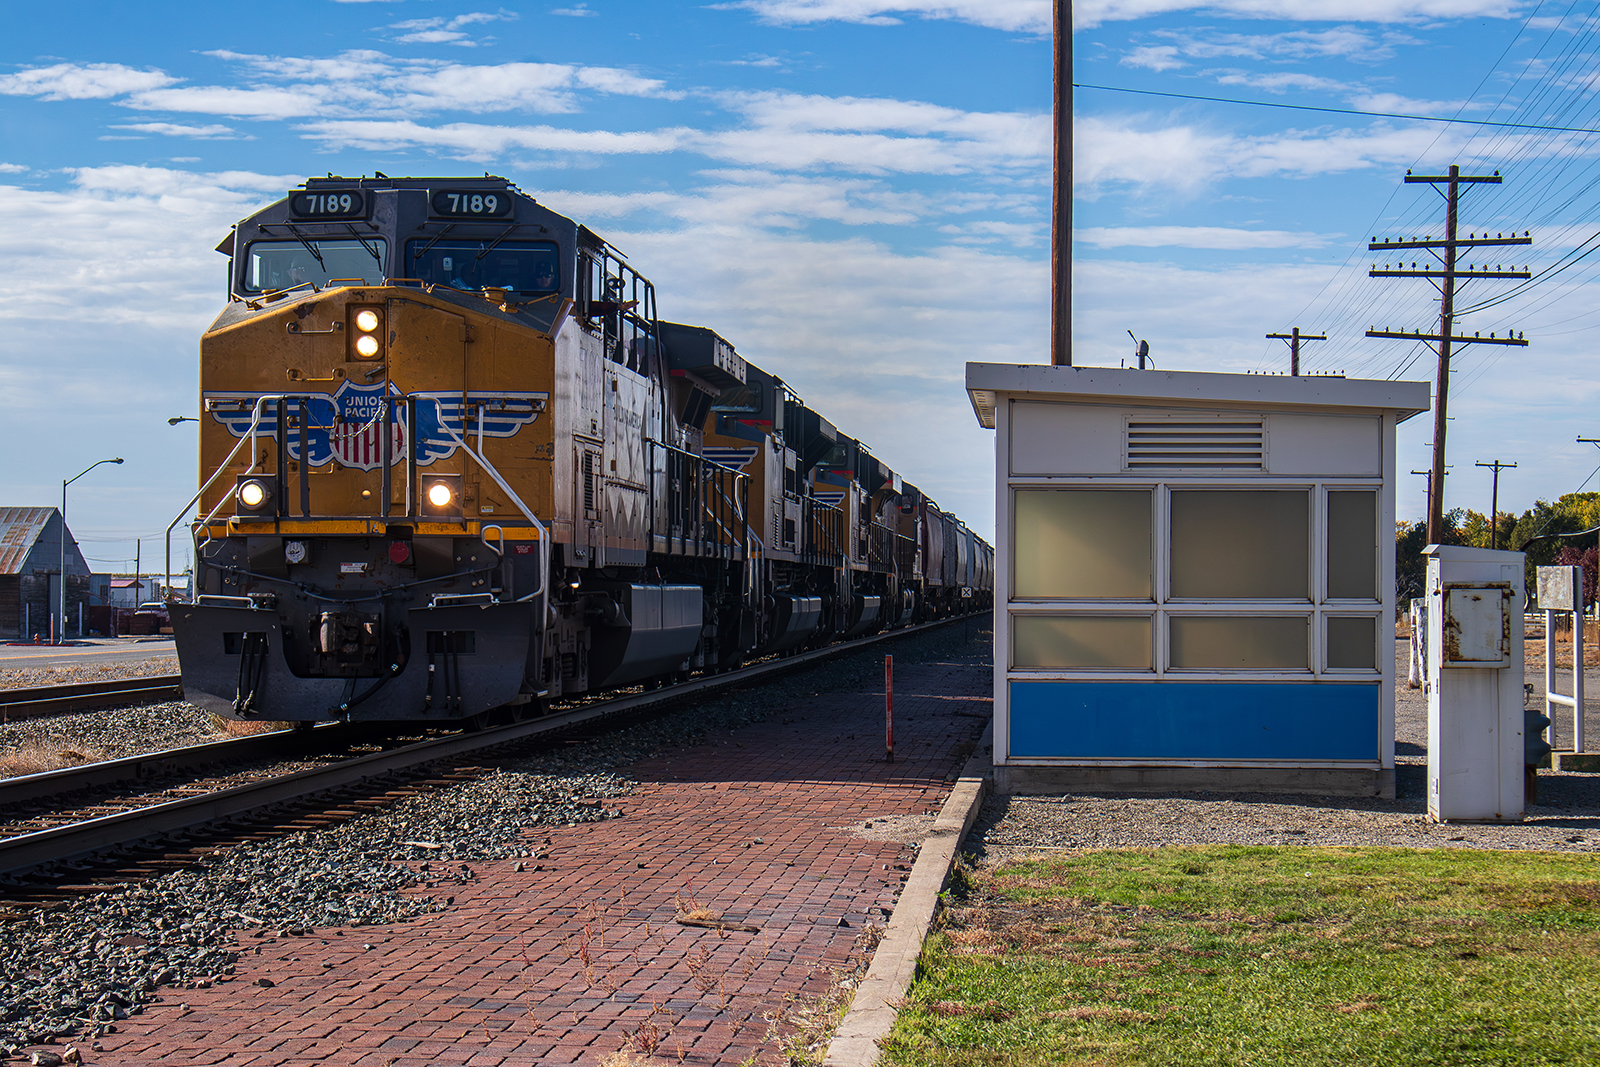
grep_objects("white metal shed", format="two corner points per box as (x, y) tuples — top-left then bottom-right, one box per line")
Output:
(967, 363), (1431, 798)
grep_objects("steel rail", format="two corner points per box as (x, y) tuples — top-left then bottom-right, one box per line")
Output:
(0, 675), (185, 723)
(0, 615), (974, 880)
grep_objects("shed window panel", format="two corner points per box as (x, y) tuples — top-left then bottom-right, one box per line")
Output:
(1013, 490), (1152, 599)
(1169, 615), (1310, 670)
(1326, 616), (1378, 669)
(1327, 491), (1378, 600)
(1012, 615), (1152, 669)
(1170, 490), (1309, 599)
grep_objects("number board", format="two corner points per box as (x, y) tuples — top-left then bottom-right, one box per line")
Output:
(430, 189), (513, 218)
(288, 190), (367, 219)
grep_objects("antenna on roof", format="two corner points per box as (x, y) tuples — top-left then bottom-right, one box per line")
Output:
(1126, 330), (1152, 370)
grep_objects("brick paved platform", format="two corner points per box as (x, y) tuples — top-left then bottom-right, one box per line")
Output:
(95, 658), (990, 1066)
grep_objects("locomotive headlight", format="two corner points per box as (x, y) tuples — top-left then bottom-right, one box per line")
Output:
(233, 475), (278, 519)
(347, 305), (385, 360)
(420, 474), (462, 517)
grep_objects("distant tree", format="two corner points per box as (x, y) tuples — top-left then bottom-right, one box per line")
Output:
(1459, 508), (1519, 550)
(1395, 508), (1463, 607)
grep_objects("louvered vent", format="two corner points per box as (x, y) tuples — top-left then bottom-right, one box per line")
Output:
(1125, 419), (1265, 470)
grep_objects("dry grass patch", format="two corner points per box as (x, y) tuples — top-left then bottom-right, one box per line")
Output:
(0, 741), (107, 777)
(208, 715), (293, 736)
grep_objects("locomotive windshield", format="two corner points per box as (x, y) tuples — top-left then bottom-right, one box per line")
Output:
(245, 239), (387, 292)
(405, 239), (560, 293)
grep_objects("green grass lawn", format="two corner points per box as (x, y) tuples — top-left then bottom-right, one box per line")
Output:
(883, 847), (1600, 1066)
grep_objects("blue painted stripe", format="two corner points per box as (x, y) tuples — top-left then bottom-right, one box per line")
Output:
(1009, 681), (1380, 761)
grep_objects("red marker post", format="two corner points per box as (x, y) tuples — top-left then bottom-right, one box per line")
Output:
(885, 654), (894, 763)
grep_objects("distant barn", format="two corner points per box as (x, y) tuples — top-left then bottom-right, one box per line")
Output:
(0, 507), (89, 641)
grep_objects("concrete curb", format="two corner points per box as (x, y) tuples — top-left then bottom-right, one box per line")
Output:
(822, 720), (994, 1067)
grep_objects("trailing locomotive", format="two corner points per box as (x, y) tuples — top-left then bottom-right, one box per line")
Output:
(168, 175), (992, 724)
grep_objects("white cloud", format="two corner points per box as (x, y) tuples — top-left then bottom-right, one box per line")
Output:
(1212, 70), (1350, 92)
(1074, 114), (1598, 194)
(302, 91), (1047, 174)
(717, 0), (1049, 32)
(542, 170), (960, 228)
(1077, 0), (1520, 27)
(388, 11), (518, 46)
(551, 2), (599, 13)
(723, 0), (1519, 29)
(1076, 225), (1336, 248)
(1123, 45), (1186, 70)
(125, 85), (336, 119)
(0, 164), (27, 174)
(0, 166), (304, 552)
(298, 118), (695, 160)
(1158, 25), (1403, 61)
(115, 51), (676, 118)
(0, 62), (178, 100)
(110, 122), (243, 139)
(1350, 91), (1473, 115)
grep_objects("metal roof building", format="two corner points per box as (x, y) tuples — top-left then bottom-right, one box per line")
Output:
(0, 507), (91, 640)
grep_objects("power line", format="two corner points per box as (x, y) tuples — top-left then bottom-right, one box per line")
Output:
(1073, 82), (1600, 136)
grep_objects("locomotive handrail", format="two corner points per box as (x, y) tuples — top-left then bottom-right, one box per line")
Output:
(164, 395), (291, 604)
(412, 394), (549, 612)
(643, 438), (751, 479)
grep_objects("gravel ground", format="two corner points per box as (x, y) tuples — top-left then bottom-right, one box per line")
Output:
(972, 638), (1600, 866)
(0, 620), (989, 1056)
(0, 655), (179, 692)
(0, 701), (224, 776)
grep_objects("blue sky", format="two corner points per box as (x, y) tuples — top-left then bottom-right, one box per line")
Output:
(3, 0), (1600, 575)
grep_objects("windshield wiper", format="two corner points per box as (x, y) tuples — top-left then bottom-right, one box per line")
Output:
(412, 224), (456, 260)
(344, 224), (383, 267)
(475, 223), (520, 261)
(283, 223), (325, 269)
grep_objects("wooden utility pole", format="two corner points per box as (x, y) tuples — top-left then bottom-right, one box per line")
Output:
(1051, 0), (1072, 366)
(1265, 327), (1327, 376)
(1367, 165), (1531, 544)
(1474, 459), (1517, 550)
(1412, 468), (1447, 526)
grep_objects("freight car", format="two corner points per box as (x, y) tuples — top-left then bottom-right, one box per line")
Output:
(167, 175), (991, 725)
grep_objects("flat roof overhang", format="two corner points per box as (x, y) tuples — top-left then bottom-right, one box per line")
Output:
(965, 363), (1431, 429)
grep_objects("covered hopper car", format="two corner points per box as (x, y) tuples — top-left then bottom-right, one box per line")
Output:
(168, 175), (992, 725)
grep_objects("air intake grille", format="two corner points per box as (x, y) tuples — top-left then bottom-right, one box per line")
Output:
(1125, 419), (1265, 470)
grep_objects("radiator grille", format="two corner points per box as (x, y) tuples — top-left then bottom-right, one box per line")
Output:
(1125, 419), (1265, 470)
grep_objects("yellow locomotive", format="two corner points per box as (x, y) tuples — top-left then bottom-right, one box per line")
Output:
(169, 175), (991, 724)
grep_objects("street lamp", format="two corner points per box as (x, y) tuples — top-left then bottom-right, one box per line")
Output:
(60, 458), (124, 644)
(168, 416), (197, 425)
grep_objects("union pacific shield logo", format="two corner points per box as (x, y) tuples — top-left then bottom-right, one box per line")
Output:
(204, 382), (548, 471)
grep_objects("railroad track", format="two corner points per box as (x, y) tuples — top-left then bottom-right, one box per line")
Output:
(0, 675), (184, 722)
(0, 616), (974, 887)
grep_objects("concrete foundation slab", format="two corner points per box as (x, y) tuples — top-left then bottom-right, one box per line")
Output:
(995, 764), (1395, 799)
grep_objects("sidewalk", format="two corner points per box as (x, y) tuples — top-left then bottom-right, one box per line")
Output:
(97, 658), (991, 1066)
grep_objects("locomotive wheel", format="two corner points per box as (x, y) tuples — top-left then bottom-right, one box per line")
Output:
(461, 710), (492, 732)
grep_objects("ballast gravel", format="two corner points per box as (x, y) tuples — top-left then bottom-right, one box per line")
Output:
(972, 638), (1600, 865)
(0, 701), (223, 776)
(0, 653), (179, 692)
(0, 621), (990, 1056)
